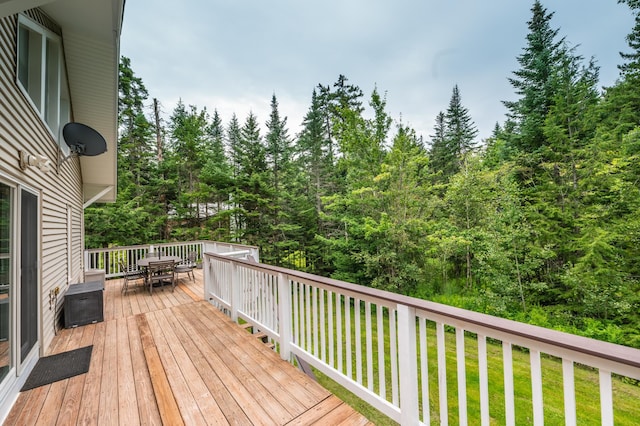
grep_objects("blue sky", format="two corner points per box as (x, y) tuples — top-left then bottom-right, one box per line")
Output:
(121, 1), (635, 142)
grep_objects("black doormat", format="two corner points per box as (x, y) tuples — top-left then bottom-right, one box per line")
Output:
(21, 345), (93, 391)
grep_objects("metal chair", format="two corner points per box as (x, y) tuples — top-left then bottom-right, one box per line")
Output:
(174, 251), (196, 283)
(119, 260), (145, 294)
(147, 260), (176, 295)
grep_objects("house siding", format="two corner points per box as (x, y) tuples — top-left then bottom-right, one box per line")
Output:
(0, 12), (85, 361)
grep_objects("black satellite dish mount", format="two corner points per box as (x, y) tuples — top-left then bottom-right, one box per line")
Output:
(59, 122), (108, 166)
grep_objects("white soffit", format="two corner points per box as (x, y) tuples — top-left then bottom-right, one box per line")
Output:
(40, 0), (124, 204)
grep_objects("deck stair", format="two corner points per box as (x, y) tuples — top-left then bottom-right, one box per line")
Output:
(238, 323), (274, 349)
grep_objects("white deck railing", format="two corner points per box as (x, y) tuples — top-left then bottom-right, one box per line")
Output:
(204, 252), (640, 425)
(84, 240), (258, 278)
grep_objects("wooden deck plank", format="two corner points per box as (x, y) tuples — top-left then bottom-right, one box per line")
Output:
(145, 310), (207, 426)
(35, 380), (67, 426)
(173, 304), (291, 424)
(116, 317), (140, 426)
(192, 302), (330, 407)
(126, 315), (162, 425)
(98, 319), (119, 425)
(5, 385), (48, 426)
(55, 324), (96, 425)
(170, 305), (277, 425)
(155, 308), (229, 424)
(76, 320), (106, 426)
(165, 309), (253, 425)
(189, 302), (321, 416)
(284, 395), (344, 425)
(136, 314), (184, 426)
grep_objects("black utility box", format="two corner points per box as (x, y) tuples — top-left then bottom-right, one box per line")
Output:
(64, 281), (104, 328)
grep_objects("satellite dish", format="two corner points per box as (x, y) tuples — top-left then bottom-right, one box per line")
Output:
(62, 122), (107, 156)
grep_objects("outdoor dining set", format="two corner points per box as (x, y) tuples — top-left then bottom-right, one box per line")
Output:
(118, 250), (197, 295)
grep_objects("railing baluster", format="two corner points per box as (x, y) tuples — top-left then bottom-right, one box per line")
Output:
(365, 301), (373, 392)
(337, 292), (343, 374)
(328, 290), (334, 368)
(355, 298), (362, 385)
(277, 272), (291, 360)
(419, 317), (430, 425)
(377, 304), (386, 399)
(313, 286), (319, 358)
(305, 283), (312, 353)
(345, 295), (352, 379)
(503, 342), (515, 426)
(437, 322), (448, 426)
(292, 281), (300, 346)
(530, 349), (544, 425)
(478, 334), (490, 426)
(599, 369), (613, 426)
(456, 328), (468, 426)
(300, 282), (306, 350)
(320, 288), (326, 363)
(390, 308), (399, 406)
(562, 359), (576, 426)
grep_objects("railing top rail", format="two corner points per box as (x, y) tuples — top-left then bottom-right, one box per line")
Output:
(85, 240), (259, 254)
(204, 251), (640, 371)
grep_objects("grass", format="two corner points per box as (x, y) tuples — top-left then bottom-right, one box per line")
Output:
(307, 303), (640, 425)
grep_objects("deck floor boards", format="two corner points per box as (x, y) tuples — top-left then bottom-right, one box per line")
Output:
(4, 269), (373, 425)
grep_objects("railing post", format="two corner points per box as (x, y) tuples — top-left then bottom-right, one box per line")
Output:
(230, 261), (240, 322)
(277, 272), (292, 361)
(397, 304), (419, 425)
(202, 253), (210, 301)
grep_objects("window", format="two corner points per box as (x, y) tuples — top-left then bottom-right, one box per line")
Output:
(17, 15), (71, 153)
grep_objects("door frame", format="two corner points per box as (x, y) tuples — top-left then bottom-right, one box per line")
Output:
(0, 175), (41, 392)
(17, 186), (40, 372)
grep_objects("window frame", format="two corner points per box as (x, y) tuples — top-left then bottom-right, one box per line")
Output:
(16, 14), (71, 155)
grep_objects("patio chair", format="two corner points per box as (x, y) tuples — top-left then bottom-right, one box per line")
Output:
(147, 260), (176, 295)
(174, 251), (197, 283)
(119, 260), (145, 294)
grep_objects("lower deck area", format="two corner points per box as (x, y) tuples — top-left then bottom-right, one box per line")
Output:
(3, 270), (372, 425)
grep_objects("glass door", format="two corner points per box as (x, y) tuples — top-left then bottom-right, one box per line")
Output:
(0, 184), (11, 381)
(20, 190), (37, 362)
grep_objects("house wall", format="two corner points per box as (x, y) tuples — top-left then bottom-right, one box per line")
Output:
(0, 12), (85, 357)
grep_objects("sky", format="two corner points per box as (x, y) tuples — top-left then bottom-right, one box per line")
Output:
(120, 1), (635, 143)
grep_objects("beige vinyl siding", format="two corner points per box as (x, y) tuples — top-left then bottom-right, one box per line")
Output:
(0, 14), (85, 353)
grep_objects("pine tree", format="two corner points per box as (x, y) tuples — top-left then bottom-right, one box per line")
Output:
(232, 112), (269, 245)
(503, 0), (564, 152)
(429, 85), (478, 180)
(264, 94), (299, 265)
(619, 0), (640, 75)
(200, 110), (233, 240)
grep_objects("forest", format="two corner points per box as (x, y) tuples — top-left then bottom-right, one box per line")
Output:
(86, 1), (640, 348)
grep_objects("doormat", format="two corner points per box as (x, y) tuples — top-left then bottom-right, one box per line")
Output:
(21, 345), (93, 391)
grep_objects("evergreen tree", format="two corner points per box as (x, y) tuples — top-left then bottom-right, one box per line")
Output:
(200, 110), (233, 240)
(264, 94), (300, 265)
(297, 89), (334, 273)
(503, 0), (564, 153)
(233, 112), (269, 245)
(618, 0), (640, 75)
(428, 111), (448, 179)
(429, 85), (478, 180)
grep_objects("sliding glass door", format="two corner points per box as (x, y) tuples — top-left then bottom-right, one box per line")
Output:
(0, 184), (10, 381)
(20, 190), (37, 362)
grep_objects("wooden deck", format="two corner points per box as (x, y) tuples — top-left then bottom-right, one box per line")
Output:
(4, 270), (373, 425)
